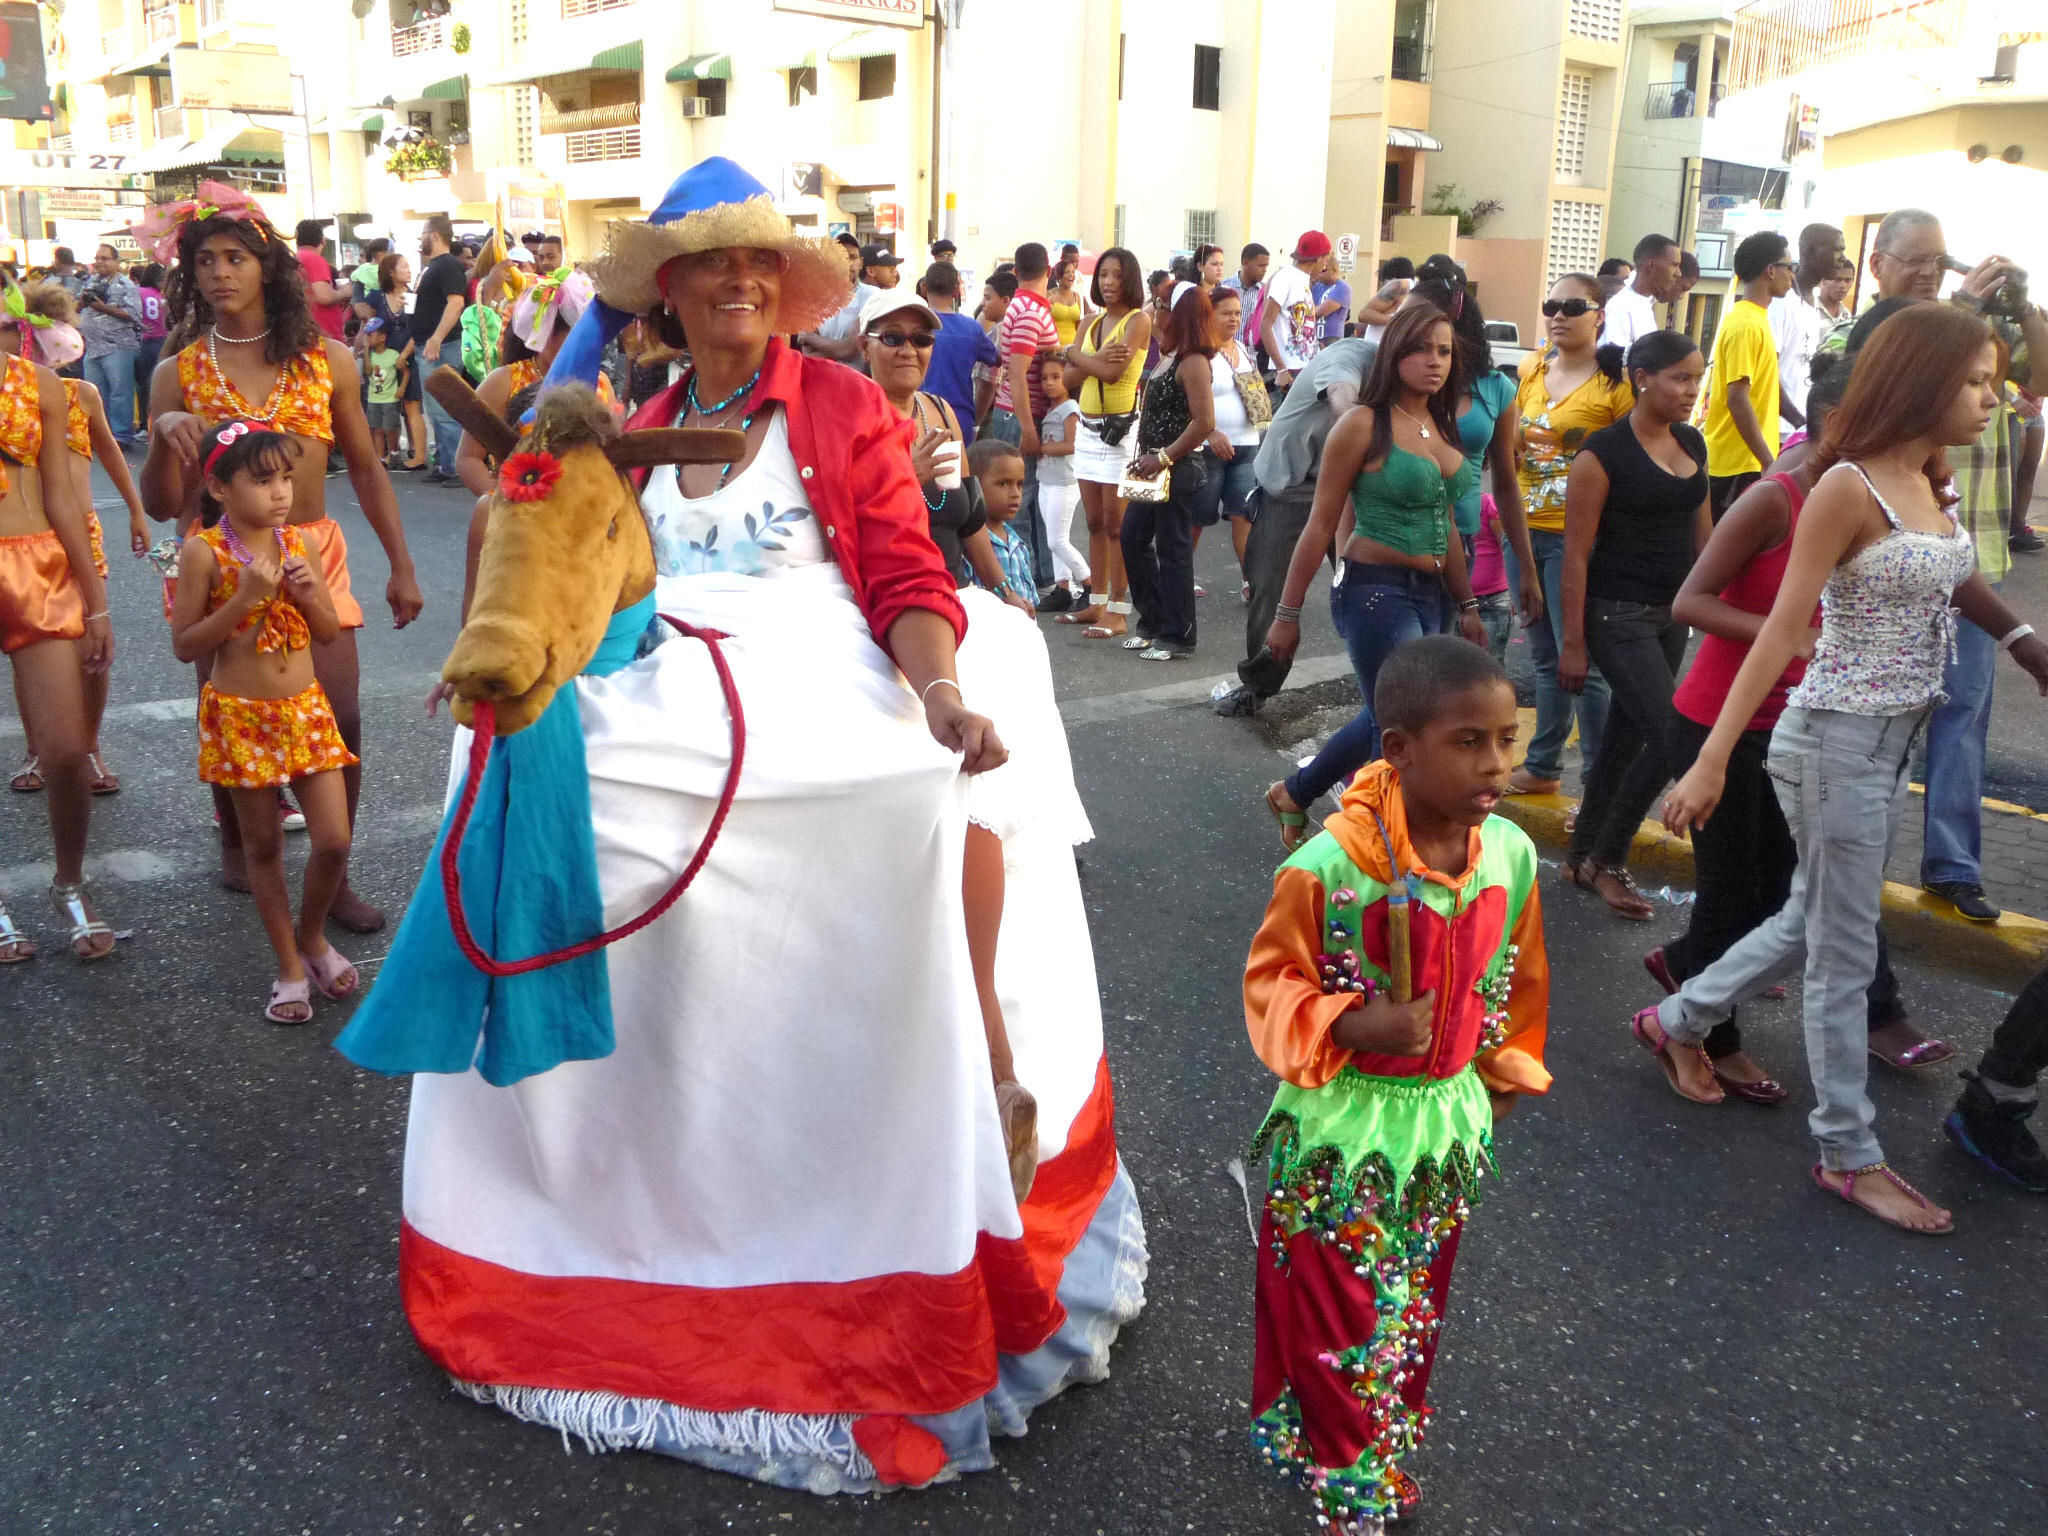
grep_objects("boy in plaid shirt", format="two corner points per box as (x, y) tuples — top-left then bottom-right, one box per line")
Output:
(970, 438), (1036, 610)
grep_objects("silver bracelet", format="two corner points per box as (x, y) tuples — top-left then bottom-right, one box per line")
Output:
(1998, 623), (2035, 652)
(1274, 602), (1303, 624)
(921, 677), (962, 703)
(85, 610), (109, 621)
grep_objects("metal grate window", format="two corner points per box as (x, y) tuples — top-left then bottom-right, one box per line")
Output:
(511, 0), (528, 46)
(1567, 0), (1622, 44)
(562, 0), (634, 16)
(513, 86), (536, 166)
(1554, 71), (1590, 180)
(1547, 198), (1605, 285)
(565, 125), (641, 163)
(1184, 209), (1217, 250)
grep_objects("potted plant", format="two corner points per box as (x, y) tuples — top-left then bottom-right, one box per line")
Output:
(386, 135), (453, 180)
(452, 22), (471, 54)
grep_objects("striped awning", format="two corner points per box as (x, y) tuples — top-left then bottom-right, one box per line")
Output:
(665, 53), (732, 83)
(131, 125), (284, 174)
(1386, 127), (1444, 151)
(490, 40), (642, 86)
(424, 76), (468, 100)
(826, 29), (897, 63)
(312, 110), (386, 135)
(591, 41), (643, 73)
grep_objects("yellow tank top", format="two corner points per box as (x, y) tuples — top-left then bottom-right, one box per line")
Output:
(1078, 311), (1144, 417)
(1049, 297), (1081, 347)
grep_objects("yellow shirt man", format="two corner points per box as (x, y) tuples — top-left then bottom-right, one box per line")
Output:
(1702, 298), (1780, 478)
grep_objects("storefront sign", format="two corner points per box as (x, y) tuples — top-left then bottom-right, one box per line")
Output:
(0, 148), (144, 188)
(40, 188), (111, 220)
(772, 0), (924, 28)
(171, 44), (293, 116)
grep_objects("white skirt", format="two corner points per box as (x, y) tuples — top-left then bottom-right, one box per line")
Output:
(1074, 415), (1133, 486)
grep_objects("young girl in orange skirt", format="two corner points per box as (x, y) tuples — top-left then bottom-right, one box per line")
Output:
(170, 420), (358, 1023)
(2, 278), (146, 796)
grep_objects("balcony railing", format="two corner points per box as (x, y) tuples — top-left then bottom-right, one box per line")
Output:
(101, 25), (131, 60)
(539, 100), (641, 134)
(562, 0), (634, 16)
(392, 17), (448, 57)
(564, 125), (640, 162)
(1391, 37), (1431, 82)
(145, 3), (181, 44)
(110, 119), (140, 145)
(1644, 80), (1724, 119)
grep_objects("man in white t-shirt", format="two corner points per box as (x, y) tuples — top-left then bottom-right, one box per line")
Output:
(1768, 221), (1845, 432)
(1259, 231), (1331, 388)
(1603, 233), (1681, 352)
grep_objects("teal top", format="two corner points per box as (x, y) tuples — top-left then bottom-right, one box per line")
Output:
(1452, 370), (1516, 536)
(1349, 443), (1479, 559)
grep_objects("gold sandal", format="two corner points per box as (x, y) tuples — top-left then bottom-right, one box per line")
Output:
(49, 881), (115, 961)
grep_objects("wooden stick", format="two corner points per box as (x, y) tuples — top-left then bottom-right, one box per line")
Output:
(1388, 881), (1413, 1004)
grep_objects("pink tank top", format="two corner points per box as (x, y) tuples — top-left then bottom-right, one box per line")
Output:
(1671, 472), (1814, 734)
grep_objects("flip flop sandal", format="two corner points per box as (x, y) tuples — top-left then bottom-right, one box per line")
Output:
(995, 1080), (1040, 1205)
(265, 977), (314, 1026)
(1266, 782), (1311, 852)
(1591, 865), (1655, 921)
(1712, 1065), (1789, 1105)
(1643, 946), (1679, 994)
(1055, 594), (1107, 626)
(0, 898), (35, 963)
(1630, 1006), (1725, 1104)
(49, 881), (115, 962)
(1119, 634), (1152, 650)
(1871, 1036), (1956, 1071)
(10, 756), (43, 793)
(1809, 1161), (1953, 1235)
(1139, 646), (1186, 661)
(1561, 853), (1598, 890)
(298, 944), (360, 1001)
(86, 752), (119, 795)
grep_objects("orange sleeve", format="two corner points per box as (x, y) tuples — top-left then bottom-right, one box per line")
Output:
(1244, 865), (1361, 1090)
(1476, 880), (1552, 1096)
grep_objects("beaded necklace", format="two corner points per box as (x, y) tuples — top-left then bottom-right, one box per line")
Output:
(207, 325), (291, 427)
(910, 394), (952, 513)
(678, 365), (762, 491)
(216, 516), (287, 566)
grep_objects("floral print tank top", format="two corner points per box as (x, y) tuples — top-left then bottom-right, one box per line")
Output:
(62, 379), (90, 458)
(0, 353), (45, 496)
(197, 522), (313, 654)
(177, 341), (335, 445)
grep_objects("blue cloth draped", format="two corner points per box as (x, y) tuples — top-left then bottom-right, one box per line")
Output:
(335, 593), (658, 1087)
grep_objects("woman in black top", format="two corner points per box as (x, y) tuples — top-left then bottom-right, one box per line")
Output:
(1558, 330), (1711, 918)
(1122, 283), (1219, 659)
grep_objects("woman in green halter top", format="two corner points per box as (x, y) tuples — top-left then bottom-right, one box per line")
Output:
(1259, 305), (1488, 845)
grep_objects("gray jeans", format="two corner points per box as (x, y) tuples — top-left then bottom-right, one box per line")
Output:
(1656, 706), (1926, 1171)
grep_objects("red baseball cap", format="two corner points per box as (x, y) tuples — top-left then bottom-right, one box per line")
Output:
(1294, 230), (1333, 259)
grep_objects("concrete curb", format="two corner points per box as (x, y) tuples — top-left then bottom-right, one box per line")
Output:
(1492, 793), (2048, 991)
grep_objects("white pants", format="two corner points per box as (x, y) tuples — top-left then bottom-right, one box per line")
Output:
(1038, 480), (1091, 586)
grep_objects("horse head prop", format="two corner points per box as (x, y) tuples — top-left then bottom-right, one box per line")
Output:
(429, 369), (743, 735)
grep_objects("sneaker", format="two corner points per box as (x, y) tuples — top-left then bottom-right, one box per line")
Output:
(2010, 527), (2045, 553)
(1211, 684), (1261, 718)
(1924, 880), (2000, 922)
(278, 790), (307, 833)
(1945, 1073), (2048, 1192)
(1040, 585), (1075, 614)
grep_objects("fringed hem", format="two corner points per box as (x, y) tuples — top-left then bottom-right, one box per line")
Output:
(1251, 1065), (1495, 1211)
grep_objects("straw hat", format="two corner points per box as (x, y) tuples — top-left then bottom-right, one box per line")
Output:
(587, 156), (850, 334)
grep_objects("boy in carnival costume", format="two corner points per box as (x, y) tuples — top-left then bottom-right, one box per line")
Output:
(1243, 635), (1550, 1533)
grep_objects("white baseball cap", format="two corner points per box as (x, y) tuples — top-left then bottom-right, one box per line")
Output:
(857, 287), (941, 336)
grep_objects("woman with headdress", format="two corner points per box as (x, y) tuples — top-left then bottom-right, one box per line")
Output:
(340, 158), (1144, 1494)
(454, 268), (615, 497)
(0, 272), (116, 961)
(134, 180), (423, 934)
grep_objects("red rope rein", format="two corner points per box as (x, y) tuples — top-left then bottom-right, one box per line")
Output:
(437, 616), (747, 977)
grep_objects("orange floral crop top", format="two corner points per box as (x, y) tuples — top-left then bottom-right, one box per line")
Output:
(62, 379), (90, 458)
(0, 353), (46, 498)
(505, 357), (616, 411)
(196, 522), (312, 654)
(177, 340), (335, 446)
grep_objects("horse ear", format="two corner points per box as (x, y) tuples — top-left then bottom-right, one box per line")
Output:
(603, 427), (750, 470)
(425, 367), (518, 461)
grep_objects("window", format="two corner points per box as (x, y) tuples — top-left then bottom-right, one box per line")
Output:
(858, 54), (896, 101)
(1566, 0), (1622, 44)
(510, 0), (527, 46)
(1118, 34), (1125, 100)
(1114, 203), (1126, 249)
(513, 86), (536, 165)
(1193, 44), (1221, 111)
(696, 78), (727, 117)
(1553, 71), (1590, 180)
(1392, 0), (1433, 83)
(787, 66), (817, 107)
(1546, 197), (1604, 285)
(1185, 209), (1217, 249)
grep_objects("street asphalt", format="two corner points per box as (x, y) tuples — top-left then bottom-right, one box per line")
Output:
(4, 466), (2047, 1534)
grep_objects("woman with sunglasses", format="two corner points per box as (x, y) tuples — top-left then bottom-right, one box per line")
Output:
(860, 288), (1026, 604)
(1502, 275), (1634, 799)
(1555, 329), (1709, 920)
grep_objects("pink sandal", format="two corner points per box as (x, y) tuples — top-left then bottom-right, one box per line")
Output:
(266, 977), (313, 1025)
(1809, 1161), (1953, 1235)
(1630, 1006), (1724, 1104)
(297, 944), (359, 1001)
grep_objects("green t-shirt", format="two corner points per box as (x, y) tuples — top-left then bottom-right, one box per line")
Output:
(365, 347), (401, 405)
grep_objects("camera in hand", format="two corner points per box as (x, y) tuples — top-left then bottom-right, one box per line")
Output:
(1944, 256), (2030, 320)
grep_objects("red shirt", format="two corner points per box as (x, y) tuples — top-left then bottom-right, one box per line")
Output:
(995, 287), (1057, 419)
(1671, 471), (1815, 734)
(628, 338), (966, 652)
(295, 247), (349, 342)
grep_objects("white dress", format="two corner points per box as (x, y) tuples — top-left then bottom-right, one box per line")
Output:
(400, 408), (1140, 1494)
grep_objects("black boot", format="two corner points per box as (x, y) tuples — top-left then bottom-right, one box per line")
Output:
(1945, 1072), (2048, 1193)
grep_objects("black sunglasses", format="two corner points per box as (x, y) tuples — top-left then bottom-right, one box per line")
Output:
(869, 329), (936, 350)
(1541, 298), (1602, 318)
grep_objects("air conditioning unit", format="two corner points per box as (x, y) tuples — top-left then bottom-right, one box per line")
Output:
(679, 98), (710, 119)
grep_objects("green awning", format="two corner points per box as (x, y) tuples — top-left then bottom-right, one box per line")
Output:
(313, 109), (385, 134)
(590, 40), (642, 73)
(785, 48), (818, 71)
(424, 75), (468, 100)
(826, 28), (897, 63)
(665, 53), (731, 83)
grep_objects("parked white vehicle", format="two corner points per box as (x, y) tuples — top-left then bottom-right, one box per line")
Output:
(1485, 319), (1535, 378)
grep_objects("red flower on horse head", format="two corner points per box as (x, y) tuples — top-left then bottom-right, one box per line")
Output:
(500, 449), (564, 502)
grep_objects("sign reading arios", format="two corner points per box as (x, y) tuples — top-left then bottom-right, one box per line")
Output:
(772, 0), (923, 27)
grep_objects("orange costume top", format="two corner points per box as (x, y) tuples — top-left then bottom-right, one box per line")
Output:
(0, 352), (46, 497)
(194, 522), (313, 654)
(177, 340), (336, 445)
(60, 379), (107, 578)
(505, 357), (616, 410)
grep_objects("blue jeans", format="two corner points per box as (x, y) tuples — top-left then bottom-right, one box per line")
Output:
(1501, 528), (1610, 780)
(421, 354), (465, 476)
(1284, 563), (1445, 806)
(1921, 589), (1998, 887)
(84, 347), (140, 446)
(1218, 445), (1260, 522)
(984, 408), (1052, 587)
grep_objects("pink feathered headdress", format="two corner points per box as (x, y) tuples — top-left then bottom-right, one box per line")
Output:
(129, 179), (275, 265)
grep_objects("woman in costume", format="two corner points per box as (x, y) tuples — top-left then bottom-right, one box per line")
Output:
(135, 181), (423, 933)
(0, 292), (117, 961)
(455, 268), (615, 498)
(339, 157), (1144, 1493)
